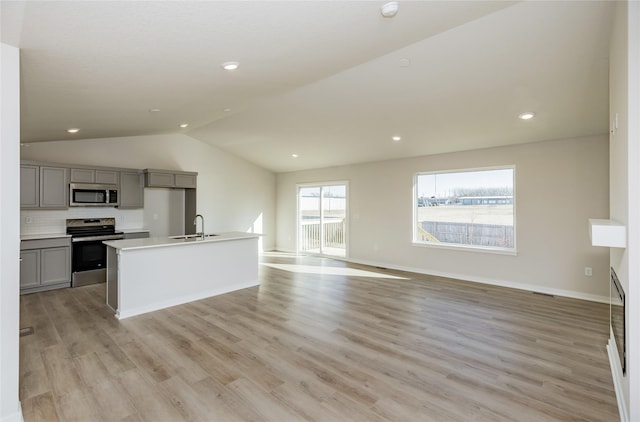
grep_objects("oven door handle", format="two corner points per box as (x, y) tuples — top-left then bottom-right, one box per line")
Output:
(71, 234), (125, 243)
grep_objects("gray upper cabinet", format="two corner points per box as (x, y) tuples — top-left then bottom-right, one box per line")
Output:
(144, 169), (197, 188)
(70, 168), (94, 183)
(119, 171), (144, 209)
(71, 168), (119, 184)
(96, 170), (119, 184)
(40, 166), (68, 209)
(20, 165), (40, 208)
(21, 164), (68, 209)
(145, 171), (175, 188)
(175, 173), (197, 188)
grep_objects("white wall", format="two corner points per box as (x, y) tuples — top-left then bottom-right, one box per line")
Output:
(143, 188), (184, 237)
(628, 3), (640, 419)
(20, 133), (276, 250)
(277, 135), (610, 301)
(609, 1), (640, 420)
(609, 1), (631, 415)
(1, 43), (23, 422)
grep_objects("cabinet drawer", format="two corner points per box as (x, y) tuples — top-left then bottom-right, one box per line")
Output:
(21, 237), (71, 250)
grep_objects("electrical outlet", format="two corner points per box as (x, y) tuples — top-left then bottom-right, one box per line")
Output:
(25, 217), (33, 224)
(585, 267), (593, 276)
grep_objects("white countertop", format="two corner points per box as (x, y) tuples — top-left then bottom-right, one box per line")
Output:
(21, 233), (71, 241)
(119, 228), (150, 234)
(104, 231), (260, 251)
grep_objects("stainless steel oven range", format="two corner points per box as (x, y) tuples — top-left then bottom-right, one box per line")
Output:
(66, 218), (124, 287)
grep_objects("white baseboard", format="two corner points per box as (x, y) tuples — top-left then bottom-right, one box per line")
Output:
(346, 257), (610, 304)
(607, 338), (628, 422)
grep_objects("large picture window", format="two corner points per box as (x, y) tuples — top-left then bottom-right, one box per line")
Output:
(414, 166), (515, 253)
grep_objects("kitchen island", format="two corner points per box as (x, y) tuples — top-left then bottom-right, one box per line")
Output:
(104, 232), (259, 319)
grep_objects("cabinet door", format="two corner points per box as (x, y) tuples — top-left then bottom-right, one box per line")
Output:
(119, 172), (144, 208)
(20, 250), (41, 289)
(40, 167), (68, 209)
(40, 247), (70, 285)
(95, 170), (119, 185)
(175, 174), (197, 188)
(145, 172), (175, 187)
(20, 165), (40, 208)
(70, 168), (94, 183)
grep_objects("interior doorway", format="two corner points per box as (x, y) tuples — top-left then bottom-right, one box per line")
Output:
(297, 183), (347, 258)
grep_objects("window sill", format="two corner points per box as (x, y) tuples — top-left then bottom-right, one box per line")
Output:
(412, 241), (518, 256)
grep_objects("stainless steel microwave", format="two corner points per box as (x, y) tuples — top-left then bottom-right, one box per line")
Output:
(69, 183), (119, 207)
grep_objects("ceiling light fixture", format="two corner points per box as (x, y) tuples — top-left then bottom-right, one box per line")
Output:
(223, 108), (231, 112)
(179, 123), (189, 128)
(67, 128), (80, 134)
(392, 135), (401, 142)
(149, 108), (161, 113)
(519, 112), (535, 120)
(221, 61), (240, 71)
(291, 154), (299, 158)
(381, 1), (399, 18)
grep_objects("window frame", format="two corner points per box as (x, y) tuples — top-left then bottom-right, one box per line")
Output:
(412, 165), (517, 255)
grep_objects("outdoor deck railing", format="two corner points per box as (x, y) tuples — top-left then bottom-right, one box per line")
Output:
(300, 219), (345, 251)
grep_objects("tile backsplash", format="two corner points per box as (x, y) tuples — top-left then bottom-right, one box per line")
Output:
(21, 208), (144, 235)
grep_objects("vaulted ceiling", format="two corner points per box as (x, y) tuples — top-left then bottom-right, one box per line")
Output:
(2, 1), (614, 172)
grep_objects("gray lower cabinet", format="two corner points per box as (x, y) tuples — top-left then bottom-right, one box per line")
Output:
(119, 171), (144, 209)
(20, 237), (71, 294)
(19, 249), (40, 289)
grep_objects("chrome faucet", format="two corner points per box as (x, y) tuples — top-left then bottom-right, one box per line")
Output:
(194, 214), (205, 240)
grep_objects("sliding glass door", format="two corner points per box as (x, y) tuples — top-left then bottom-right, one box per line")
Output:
(298, 183), (347, 258)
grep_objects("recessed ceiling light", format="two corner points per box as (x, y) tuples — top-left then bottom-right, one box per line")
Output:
(381, 1), (399, 17)
(221, 61), (240, 71)
(291, 154), (299, 158)
(223, 108), (232, 112)
(149, 108), (161, 113)
(399, 58), (411, 68)
(392, 135), (401, 142)
(67, 128), (80, 134)
(519, 112), (535, 120)
(179, 123), (189, 128)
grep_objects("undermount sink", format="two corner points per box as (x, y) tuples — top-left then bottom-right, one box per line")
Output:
(169, 234), (219, 241)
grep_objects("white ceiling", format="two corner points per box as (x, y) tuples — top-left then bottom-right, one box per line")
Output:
(2, 1), (613, 173)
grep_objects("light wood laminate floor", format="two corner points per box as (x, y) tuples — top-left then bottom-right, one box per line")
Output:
(19, 253), (619, 421)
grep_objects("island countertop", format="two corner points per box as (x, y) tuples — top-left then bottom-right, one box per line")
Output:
(105, 231), (260, 319)
(103, 231), (260, 251)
